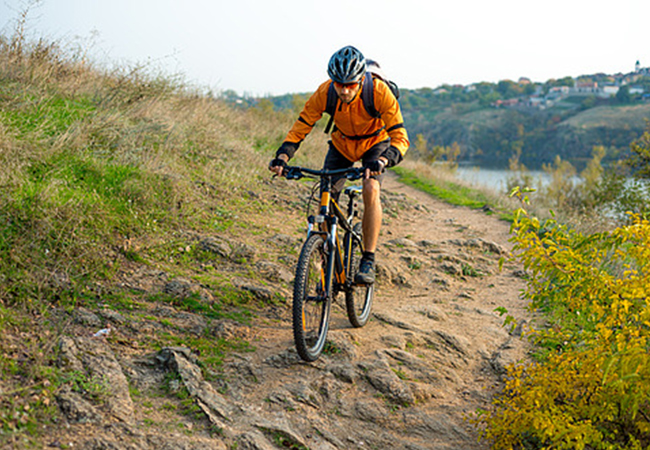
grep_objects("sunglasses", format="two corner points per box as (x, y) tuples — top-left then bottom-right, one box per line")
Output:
(334, 81), (360, 90)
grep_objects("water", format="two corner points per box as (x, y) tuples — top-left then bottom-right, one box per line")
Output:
(455, 166), (552, 193)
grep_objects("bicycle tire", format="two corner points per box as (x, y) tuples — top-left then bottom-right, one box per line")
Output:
(345, 223), (374, 328)
(293, 233), (332, 362)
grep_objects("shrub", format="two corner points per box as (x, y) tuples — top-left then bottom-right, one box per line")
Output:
(477, 206), (650, 449)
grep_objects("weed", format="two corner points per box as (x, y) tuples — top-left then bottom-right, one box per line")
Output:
(61, 371), (110, 403)
(322, 340), (341, 356)
(461, 263), (481, 277)
(408, 261), (422, 271)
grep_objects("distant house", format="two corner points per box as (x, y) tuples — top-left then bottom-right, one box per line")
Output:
(602, 85), (620, 96)
(493, 98), (520, 108)
(547, 86), (570, 98)
(518, 77), (532, 85)
(524, 96), (548, 109)
(566, 82), (619, 98)
(572, 81), (599, 95)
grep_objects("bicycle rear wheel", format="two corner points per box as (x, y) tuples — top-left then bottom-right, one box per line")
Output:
(293, 233), (332, 361)
(345, 223), (374, 328)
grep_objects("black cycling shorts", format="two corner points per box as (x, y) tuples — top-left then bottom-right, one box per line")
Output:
(322, 139), (390, 199)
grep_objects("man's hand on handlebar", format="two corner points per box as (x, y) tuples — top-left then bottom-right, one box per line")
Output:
(363, 158), (387, 179)
(269, 154), (289, 177)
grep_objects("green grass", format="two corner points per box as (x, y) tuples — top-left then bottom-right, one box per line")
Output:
(392, 166), (490, 209)
(391, 166), (515, 222)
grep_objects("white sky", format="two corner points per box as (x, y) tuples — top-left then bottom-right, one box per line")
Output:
(1, 0), (649, 96)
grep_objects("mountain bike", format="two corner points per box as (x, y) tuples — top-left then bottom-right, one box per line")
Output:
(283, 165), (374, 362)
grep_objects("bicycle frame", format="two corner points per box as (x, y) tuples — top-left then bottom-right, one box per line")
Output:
(284, 165), (373, 361)
(286, 166), (364, 297)
(307, 178), (363, 292)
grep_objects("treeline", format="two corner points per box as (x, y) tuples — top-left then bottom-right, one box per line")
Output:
(399, 76), (650, 170)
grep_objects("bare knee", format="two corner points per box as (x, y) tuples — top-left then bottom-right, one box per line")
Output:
(363, 178), (381, 203)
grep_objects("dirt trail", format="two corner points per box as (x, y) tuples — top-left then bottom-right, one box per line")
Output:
(47, 172), (530, 450)
(219, 172), (530, 449)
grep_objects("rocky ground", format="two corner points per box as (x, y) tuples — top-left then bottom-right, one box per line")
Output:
(31, 172), (530, 450)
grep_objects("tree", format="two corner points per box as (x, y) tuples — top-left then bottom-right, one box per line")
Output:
(542, 155), (577, 209)
(616, 85), (632, 104)
(627, 124), (650, 178)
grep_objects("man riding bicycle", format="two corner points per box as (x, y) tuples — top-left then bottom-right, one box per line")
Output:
(269, 45), (409, 285)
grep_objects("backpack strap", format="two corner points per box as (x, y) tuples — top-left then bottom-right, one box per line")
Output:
(361, 72), (380, 119)
(324, 82), (338, 134)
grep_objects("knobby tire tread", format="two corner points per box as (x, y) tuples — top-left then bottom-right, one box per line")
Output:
(345, 223), (374, 328)
(292, 233), (331, 362)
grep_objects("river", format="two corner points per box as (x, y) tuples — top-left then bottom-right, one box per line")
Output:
(455, 166), (553, 193)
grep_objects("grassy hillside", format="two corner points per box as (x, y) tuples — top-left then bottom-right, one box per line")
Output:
(0, 28), (343, 445)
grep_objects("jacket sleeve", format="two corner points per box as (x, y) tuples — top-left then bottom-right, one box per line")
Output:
(276, 82), (329, 159)
(375, 81), (409, 167)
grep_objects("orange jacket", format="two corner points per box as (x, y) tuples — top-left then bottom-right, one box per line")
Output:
(278, 75), (409, 165)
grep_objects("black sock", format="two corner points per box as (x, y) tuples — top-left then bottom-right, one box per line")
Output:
(362, 251), (375, 263)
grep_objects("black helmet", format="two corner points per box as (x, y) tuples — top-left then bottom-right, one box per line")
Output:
(327, 46), (366, 84)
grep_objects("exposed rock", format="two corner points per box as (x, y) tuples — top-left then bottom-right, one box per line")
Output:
(211, 320), (251, 341)
(418, 305), (446, 321)
(445, 238), (507, 256)
(73, 337), (135, 424)
(381, 334), (407, 349)
(361, 357), (415, 406)
(97, 308), (127, 325)
(157, 347), (236, 433)
(428, 330), (470, 358)
(324, 330), (358, 360)
(418, 239), (439, 249)
(199, 236), (231, 258)
(238, 283), (275, 301)
(439, 261), (461, 276)
(263, 349), (303, 369)
(374, 312), (423, 333)
(145, 435), (228, 450)
(56, 387), (103, 424)
(163, 277), (213, 302)
(326, 362), (359, 384)
(382, 349), (441, 384)
(236, 430), (276, 450)
(252, 415), (311, 450)
(489, 337), (522, 379)
(377, 262), (411, 286)
(386, 237), (418, 249)
(350, 400), (388, 424)
(266, 234), (300, 248)
(230, 242), (257, 263)
(255, 260), (293, 283)
(57, 336), (134, 424)
(73, 308), (102, 327)
(285, 381), (321, 408)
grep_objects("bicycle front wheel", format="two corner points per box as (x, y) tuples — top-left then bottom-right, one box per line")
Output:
(293, 233), (332, 362)
(345, 223), (374, 328)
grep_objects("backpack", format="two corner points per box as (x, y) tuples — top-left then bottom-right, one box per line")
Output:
(324, 60), (399, 135)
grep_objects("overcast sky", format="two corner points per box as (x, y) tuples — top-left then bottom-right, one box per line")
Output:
(1, 0), (649, 96)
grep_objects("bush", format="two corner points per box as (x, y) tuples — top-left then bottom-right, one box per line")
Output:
(476, 207), (650, 449)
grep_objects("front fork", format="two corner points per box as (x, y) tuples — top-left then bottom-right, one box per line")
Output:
(306, 214), (342, 295)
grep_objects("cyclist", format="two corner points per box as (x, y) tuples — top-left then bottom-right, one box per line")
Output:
(269, 45), (409, 285)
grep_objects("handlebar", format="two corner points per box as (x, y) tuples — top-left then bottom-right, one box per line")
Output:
(283, 166), (365, 181)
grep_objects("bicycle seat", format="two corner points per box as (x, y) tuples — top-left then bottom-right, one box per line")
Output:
(344, 185), (362, 199)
